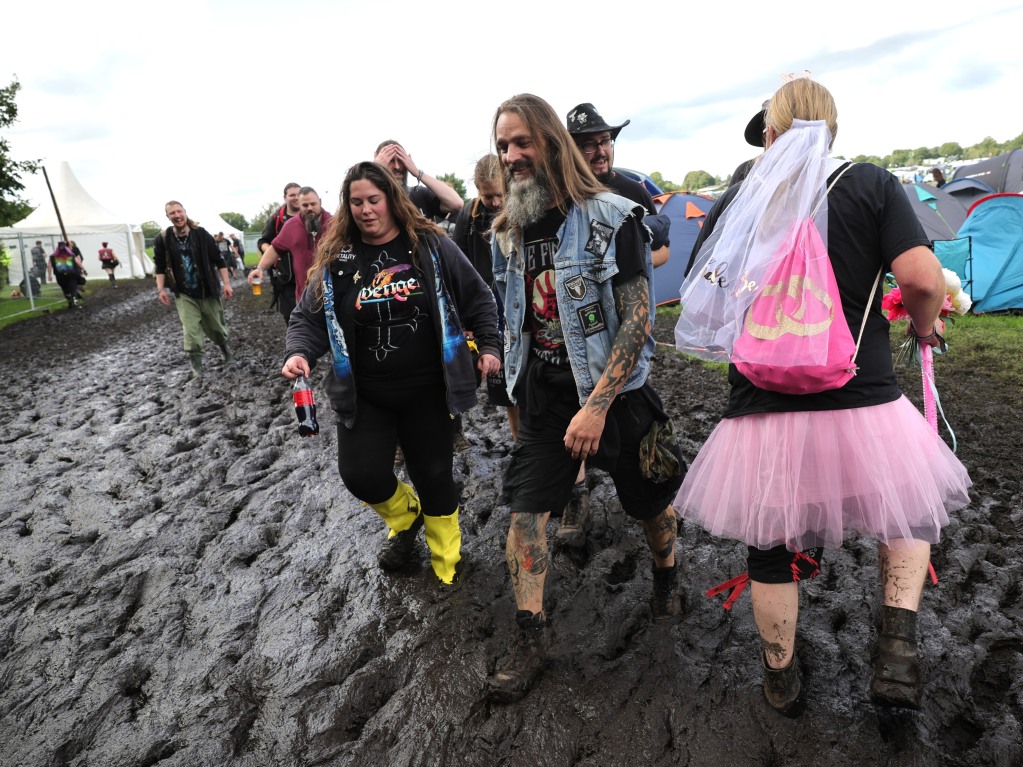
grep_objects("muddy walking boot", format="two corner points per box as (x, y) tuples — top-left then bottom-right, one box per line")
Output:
(488, 610), (549, 703)
(651, 563), (683, 623)
(423, 509), (462, 586)
(870, 605), (922, 710)
(763, 651), (802, 715)
(188, 354), (204, 379)
(555, 480), (590, 548)
(218, 343), (235, 364)
(372, 481), (423, 572)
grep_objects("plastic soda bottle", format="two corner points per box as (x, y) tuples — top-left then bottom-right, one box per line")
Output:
(292, 376), (319, 437)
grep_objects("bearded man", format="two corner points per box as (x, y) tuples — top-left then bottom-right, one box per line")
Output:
(486, 94), (688, 703)
(249, 186), (333, 314)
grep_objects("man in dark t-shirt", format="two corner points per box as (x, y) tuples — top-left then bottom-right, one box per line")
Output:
(487, 94), (686, 705)
(374, 139), (463, 221)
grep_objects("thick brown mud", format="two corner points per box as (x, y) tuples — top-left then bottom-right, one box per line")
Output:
(0, 278), (1020, 766)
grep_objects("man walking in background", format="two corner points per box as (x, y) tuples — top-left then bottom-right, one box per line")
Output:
(154, 201), (235, 379)
(258, 182), (302, 321)
(249, 187), (332, 310)
(374, 139), (464, 220)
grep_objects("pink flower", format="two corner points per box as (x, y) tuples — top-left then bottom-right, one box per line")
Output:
(882, 288), (909, 321)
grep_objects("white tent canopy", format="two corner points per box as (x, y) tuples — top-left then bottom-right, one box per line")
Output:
(0, 161), (152, 283)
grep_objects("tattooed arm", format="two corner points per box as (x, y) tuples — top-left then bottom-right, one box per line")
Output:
(564, 273), (651, 459)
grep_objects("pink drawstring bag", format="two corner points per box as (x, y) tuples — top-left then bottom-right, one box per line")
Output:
(731, 164), (880, 394)
(733, 219), (867, 394)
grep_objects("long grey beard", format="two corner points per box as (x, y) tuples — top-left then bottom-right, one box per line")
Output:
(503, 171), (552, 229)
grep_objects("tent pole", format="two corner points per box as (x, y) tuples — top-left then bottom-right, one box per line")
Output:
(42, 166), (70, 245)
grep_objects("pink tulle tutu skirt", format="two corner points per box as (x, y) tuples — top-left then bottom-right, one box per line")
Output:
(673, 396), (972, 551)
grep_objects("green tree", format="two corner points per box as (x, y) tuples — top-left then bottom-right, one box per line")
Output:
(0, 78), (40, 227)
(220, 212), (248, 231)
(939, 142), (963, 160)
(682, 170), (715, 191)
(437, 173), (466, 201)
(649, 171), (683, 193)
(141, 220), (162, 239)
(249, 201), (280, 233)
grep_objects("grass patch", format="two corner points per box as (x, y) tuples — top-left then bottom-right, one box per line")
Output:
(0, 283), (77, 330)
(911, 313), (1023, 388)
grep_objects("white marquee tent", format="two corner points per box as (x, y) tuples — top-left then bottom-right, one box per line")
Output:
(0, 161), (152, 284)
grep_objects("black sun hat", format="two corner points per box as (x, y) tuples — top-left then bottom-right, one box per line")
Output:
(744, 99), (771, 147)
(566, 103), (631, 139)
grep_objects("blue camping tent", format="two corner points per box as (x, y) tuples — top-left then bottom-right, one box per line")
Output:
(958, 194), (1023, 313)
(616, 167), (664, 198)
(941, 177), (997, 209)
(651, 192), (716, 305)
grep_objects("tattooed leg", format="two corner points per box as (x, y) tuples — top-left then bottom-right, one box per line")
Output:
(879, 540), (930, 611)
(751, 581), (799, 669)
(640, 506), (677, 568)
(506, 511), (551, 615)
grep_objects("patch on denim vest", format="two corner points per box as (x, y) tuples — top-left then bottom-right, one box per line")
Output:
(577, 302), (606, 336)
(565, 275), (586, 300)
(585, 221), (613, 257)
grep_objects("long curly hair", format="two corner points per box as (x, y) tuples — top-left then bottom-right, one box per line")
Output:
(490, 93), (606, 234)
(308, 161), (444, 300)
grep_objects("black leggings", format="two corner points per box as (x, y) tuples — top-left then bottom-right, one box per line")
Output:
(336, 380), (458, 517)
(747, 545), (824, 584)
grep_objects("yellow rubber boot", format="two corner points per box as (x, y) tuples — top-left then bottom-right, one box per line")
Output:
(369, 480), (421, 534)
(370, 482), (422, 572)
(423, 509), (462, 585)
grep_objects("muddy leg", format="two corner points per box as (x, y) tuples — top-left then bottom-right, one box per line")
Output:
(879, 539), (930, 610)
(639, 506), (677, 568)
(751, 581), (798, 670)
(506, 511), (550, 615)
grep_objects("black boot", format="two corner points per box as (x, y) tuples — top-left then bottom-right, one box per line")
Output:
(651, 563), (683, 623)
(488, 610), (549, 703)
(377, 514), (423, 571)
(870, 605), (921, 709)
(763, 651), (802, 715)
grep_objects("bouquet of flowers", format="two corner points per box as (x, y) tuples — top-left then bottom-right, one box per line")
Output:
(882, 267), (971, 445)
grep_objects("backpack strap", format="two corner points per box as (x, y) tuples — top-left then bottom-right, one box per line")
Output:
(808, 161), (877, 370)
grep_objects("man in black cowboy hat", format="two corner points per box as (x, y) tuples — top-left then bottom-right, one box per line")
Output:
(566, 102), (670, 268)
(729, 98), (771, 187)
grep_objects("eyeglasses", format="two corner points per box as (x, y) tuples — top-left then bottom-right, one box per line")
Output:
(578, 137), (614, 156)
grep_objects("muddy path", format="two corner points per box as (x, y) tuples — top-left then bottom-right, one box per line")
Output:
(0, 278), (1020, 767)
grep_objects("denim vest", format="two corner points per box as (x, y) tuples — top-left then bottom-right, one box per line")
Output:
(493, 193), (655, 405)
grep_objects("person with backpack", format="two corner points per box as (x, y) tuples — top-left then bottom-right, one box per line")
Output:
(50, 241), (84, 308)
(673, 76), (972, 714)
(258, 182), (302, 322)
(98, 241), (119, 287)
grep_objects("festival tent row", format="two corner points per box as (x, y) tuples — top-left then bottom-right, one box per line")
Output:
(651, 192), (716, 306)
(0, 162), (152, 283)
(952, 149), (1023, 195)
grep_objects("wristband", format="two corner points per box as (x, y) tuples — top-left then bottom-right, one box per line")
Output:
(416, 169), (424, 183)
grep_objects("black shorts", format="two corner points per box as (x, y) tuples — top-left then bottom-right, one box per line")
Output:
(502, 359), (684, 521)
(747, 545), (824, 583)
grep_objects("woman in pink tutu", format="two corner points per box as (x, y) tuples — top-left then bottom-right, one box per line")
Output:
(673, 77), (972, 713)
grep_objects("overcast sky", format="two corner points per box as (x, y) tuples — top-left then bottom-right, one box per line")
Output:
(5, 0), (1022, 227)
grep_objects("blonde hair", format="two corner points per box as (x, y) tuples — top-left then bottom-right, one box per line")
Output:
(766, 79), (838, 147)
(473, 154), (501, 189)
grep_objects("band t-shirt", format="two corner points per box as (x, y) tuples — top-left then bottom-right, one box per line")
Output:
(175, 235), (203, 297)
(353, 236), (442, 389)
(522, 207), (646, 369)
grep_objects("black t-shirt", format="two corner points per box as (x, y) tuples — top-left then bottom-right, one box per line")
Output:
(409, 185), (443, 220)
(175, 235), (204, 298)
(352, 235), (442, 389)
(452, 199), (496, 286)
(711, 162), (929, 417)
(523, 206), (646, 369)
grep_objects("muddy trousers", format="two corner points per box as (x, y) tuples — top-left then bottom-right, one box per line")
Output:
(336, 380), (461, 581)
(173, 294), (229, 355)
